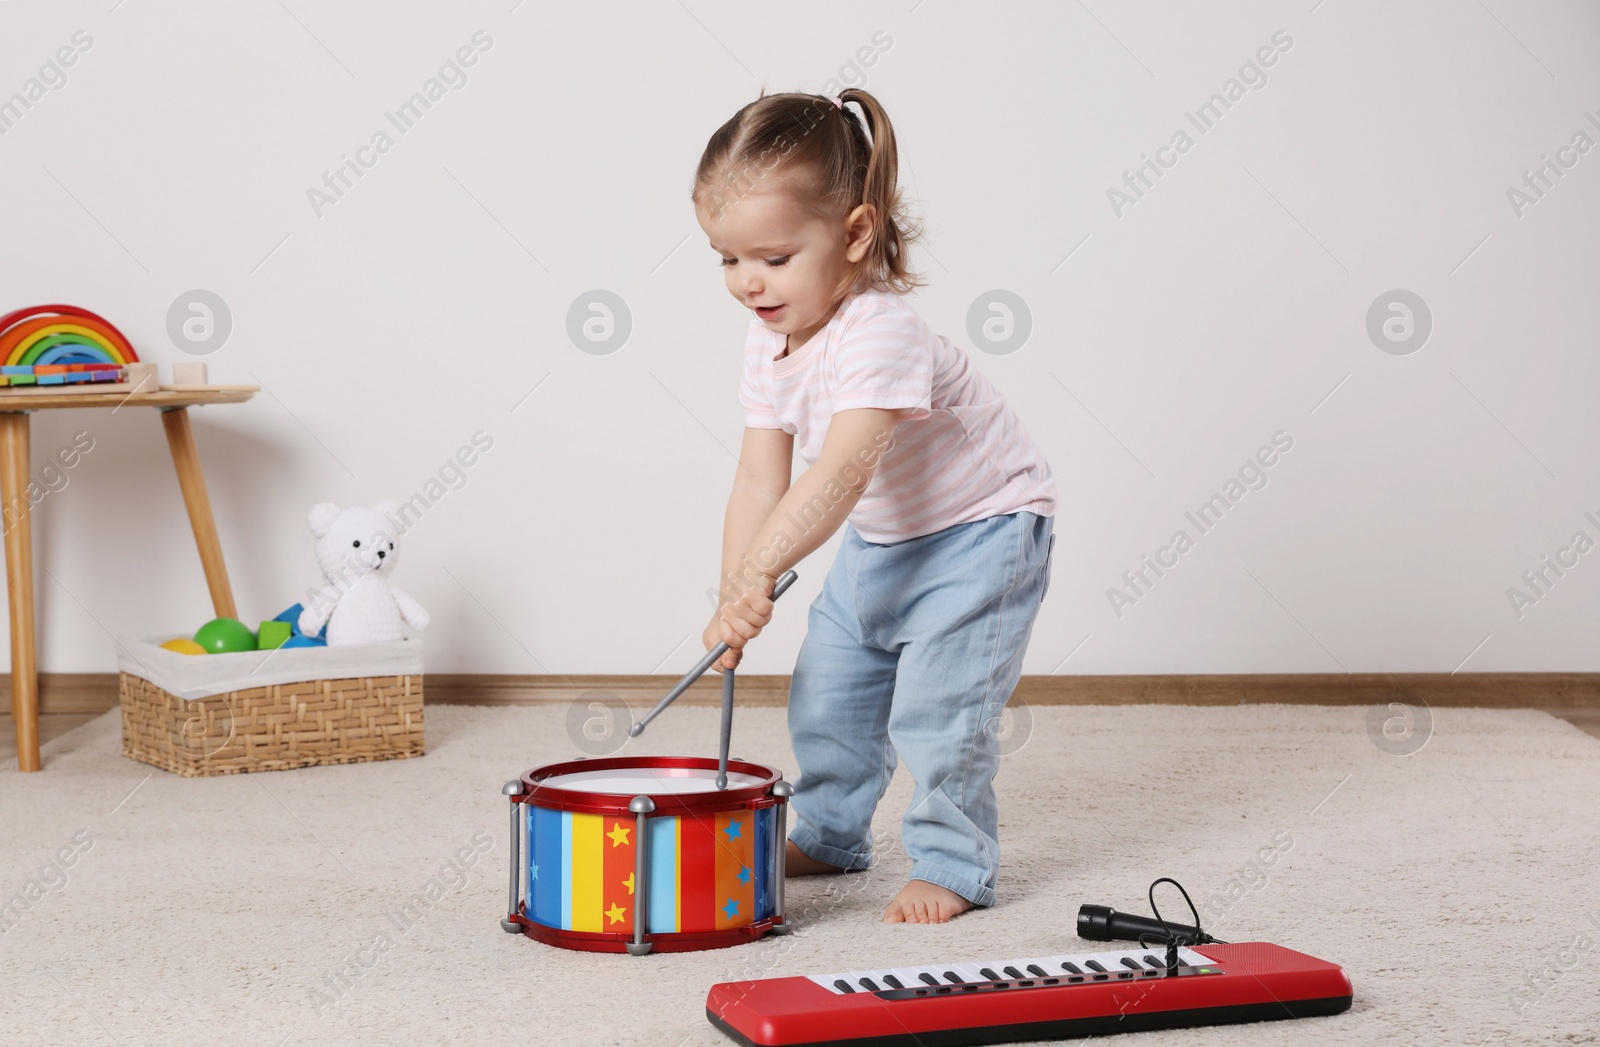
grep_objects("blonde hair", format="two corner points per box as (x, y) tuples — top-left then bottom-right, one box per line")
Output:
(692, 87), (926, 307)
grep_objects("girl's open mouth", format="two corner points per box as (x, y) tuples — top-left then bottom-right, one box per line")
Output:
(756, 305), (783, 319)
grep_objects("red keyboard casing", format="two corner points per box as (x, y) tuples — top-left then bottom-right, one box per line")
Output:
(706, 942), (1352, 1046)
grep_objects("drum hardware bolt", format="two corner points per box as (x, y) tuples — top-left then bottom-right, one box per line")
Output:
(503, 780), (525, 933)
(770, 780), (795, 931)
(627, 795), (657, 955)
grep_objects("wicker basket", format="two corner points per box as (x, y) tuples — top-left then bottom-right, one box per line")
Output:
(117, 637), (424, 777)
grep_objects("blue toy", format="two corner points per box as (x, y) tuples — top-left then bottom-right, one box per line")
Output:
(273, 602), (327, 647)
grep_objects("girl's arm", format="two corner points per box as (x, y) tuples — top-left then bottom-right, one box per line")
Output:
(744, 407), (899, 573)
(706, 426), (794, 669)
(713, 408), (901, 655)
(720, 426), (794, 601)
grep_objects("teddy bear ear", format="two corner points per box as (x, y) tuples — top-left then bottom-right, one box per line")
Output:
(308, 502), (341, 538)
(374, 500), (400, 518)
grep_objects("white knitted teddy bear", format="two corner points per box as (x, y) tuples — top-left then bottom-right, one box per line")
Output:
(298, 501), (429, 646)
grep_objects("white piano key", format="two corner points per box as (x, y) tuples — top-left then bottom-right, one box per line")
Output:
(947, 963), (992, 984)
(883, 965), (940, 989)
(806, 970), (866, 994)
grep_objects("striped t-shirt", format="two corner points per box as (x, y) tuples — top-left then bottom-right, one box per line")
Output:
(738, 287), (1056, 544)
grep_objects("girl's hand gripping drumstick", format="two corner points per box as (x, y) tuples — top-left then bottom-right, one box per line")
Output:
(630, 570), (798, 738)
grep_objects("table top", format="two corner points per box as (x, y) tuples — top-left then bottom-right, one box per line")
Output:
(0, 384), (258, 412)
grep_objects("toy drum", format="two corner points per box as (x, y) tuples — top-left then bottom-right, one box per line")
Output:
(500, 756), (794, 954)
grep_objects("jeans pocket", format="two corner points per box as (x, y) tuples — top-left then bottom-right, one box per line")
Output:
(1040, 531), (1056, 604)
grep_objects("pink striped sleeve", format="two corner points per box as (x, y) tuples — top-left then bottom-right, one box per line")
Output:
(739, 321), (783, 429)
(830, 303), (933, 420)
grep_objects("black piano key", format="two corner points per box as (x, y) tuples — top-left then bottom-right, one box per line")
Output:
(1062, 962), (1083, 974)
(1085, 960), (1107, 972)
(1026, 964), (1048, 977)
(858, 978), (880, 992)
(833, 979), (855, 994)
(1120, 957), (1142, 970)
(918, 972), (940, 986)
(942, 971), (963, 984)
(1003, 966), (1024, 979)
(882, 975), (904, 989)
(979, 968), (1000, 981)
(1143, 955), (1165, 969)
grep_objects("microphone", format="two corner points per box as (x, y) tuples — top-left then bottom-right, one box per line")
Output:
(1077, 904), (1220, 945)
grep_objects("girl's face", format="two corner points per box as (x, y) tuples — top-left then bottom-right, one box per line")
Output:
(698, 187), (872, 353)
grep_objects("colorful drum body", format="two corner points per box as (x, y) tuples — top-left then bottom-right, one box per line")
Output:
(502, 756), (792, 954)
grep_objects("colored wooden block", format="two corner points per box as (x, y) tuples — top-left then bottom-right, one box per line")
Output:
(256, 620), (292, 650)
(1, 366), (30, 376)
(170, 362), (209, 386)
(9, 375), (36, 386)
(35, 365), (67, 375)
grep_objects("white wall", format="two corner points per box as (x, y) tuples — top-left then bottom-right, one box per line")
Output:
(0, 0), (1596, 676)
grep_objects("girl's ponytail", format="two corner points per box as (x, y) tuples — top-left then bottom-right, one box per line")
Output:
(831, 88), (925, 303)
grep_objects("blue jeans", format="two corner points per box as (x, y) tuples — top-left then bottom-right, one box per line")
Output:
(786, 510), (1055, 907)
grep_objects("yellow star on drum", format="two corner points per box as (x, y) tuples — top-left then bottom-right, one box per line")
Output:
(623, 872), (635, 895)
(607, 822), (630, 847)
(605, 902), (627, 925)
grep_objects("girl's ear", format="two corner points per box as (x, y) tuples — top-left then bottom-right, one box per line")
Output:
(844, 203), (876, 263)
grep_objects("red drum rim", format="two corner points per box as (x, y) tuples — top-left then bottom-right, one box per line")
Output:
(516, 755), (785, 815)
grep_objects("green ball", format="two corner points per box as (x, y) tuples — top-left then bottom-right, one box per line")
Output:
(193, 617), (257, 654)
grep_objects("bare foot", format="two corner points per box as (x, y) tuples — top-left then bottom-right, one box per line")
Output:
(882, 880), (974, 924)
(785, 839), (847, 877)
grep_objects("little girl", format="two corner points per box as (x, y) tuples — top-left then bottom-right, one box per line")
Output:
(692, 87), (1057, 924)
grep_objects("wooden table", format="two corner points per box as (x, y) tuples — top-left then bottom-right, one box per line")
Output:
(1, 385), (258, 771)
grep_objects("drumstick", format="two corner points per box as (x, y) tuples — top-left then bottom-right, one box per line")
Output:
(630, 569), (799, 738)
(717, 664), (735, 789)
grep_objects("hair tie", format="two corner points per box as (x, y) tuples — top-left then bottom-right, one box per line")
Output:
(829, 94), (843, 109)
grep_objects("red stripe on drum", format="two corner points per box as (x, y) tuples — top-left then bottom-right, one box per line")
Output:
(679, 811), (719, 933)
(600, 814), (636, 936)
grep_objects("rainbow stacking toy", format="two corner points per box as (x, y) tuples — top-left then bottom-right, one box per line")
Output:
(0, 304), (139, 390)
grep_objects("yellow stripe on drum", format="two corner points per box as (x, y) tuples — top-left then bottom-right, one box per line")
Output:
(569, 812), (604, 932)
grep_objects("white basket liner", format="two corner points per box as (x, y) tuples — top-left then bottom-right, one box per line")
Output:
(117, 636), (424, 701)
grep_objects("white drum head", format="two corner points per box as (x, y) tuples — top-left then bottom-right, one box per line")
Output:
(540, 766), (767, 795)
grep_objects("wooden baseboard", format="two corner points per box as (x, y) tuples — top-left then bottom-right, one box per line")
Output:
(5, 672), (1598, 715)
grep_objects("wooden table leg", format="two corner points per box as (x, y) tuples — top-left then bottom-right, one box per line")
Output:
(160, 407), (238, 620)
(0, 413), (39, 772)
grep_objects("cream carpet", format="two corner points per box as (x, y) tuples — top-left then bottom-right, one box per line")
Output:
(2, 703), (1597, 1046)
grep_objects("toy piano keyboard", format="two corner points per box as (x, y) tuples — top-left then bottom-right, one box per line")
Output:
(706, 941), (1352, 1045)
